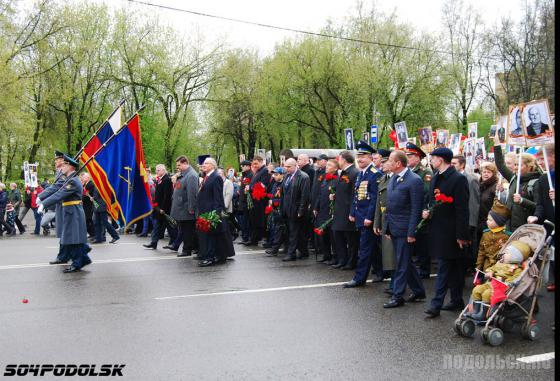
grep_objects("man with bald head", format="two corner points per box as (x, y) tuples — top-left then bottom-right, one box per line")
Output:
(281, 158), (310, 261)
(197, 157), (229, 266)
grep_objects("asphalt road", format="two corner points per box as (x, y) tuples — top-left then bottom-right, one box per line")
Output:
(0, 228), (555, 380)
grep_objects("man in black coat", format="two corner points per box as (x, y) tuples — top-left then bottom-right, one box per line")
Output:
(528, 143), (555, 233)
(311, 154), (328, 257)
(198, 157), (230, 266)
(236, 160), (253, 243)
(80, 173), (94, 238)
(280, 158), (310, 261)
(245, 156), (271, 246)
(297, 153), (316, 251)
(424, 148), (470, 318)
(143, 164), (176, 249)
(330, 151), (360, 269)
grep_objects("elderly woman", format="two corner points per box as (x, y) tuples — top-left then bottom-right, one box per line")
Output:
(477, 162), (499, 236)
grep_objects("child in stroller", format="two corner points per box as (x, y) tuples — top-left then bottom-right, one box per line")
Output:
(454, 223), (553, 346)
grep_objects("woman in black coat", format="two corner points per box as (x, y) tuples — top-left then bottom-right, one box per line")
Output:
(477, 162), (498, 234)
(313, 159), (339, 262)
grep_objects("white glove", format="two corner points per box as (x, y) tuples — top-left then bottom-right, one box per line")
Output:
(37, 204), (44, 214)
(36, 197), (42, 206)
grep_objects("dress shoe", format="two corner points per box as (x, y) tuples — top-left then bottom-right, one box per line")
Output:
(163, 245), (178, 251)
(296, 254), (309, 259)
(370, 275), (384, 283)
(424, 308), (440, 318)
(316, 256), (330, 263)
(262, 243), (272, 249)
(342, 265), (354, 270)
(143, 243), (156, 249)
(243, 241), (258, 246)
(331, 263), (344, 269)
(177, 250), (191, 257)
(441, 302), (465, 311)
(384, 299), (404, 308)
(49, 260), (68, 265)
(282, 255), (296, 262)
(109, 237), (120, 244)
(326, 259), (337, 266)
(265, 248), (278, 254)
(192, 249), (199, 255)
(343, 280), (364, 288)
(384, 287), (393, 295)
(405, 293), (426, 303)
(63, 266), (80, 273)
(198, 259), (214, 267)
(91, 240), (104, 244)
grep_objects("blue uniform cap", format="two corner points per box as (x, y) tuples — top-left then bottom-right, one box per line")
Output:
(377, 148), (391, 159)
(356, 140), (376, 155)
(62, 154), (79, 168)
(430, 147), (453, 162)
(272, 167), (286, 174)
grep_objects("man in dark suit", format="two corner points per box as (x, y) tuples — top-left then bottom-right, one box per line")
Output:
(198, 157), (228, 267)
(245, 155), (271, 246)
(143, 164), (175, 249)
(343, 141), (382, 288)
(526, 106), (550, 136)
(424, 148), (470, 317)
(330, 151), (359, 269)
(311, 154), (328, 258)
(381, 150), (426, 307)
(297, 153), (316, 252)
(280, 158), (310, 261)
(236, 160), (253, 243)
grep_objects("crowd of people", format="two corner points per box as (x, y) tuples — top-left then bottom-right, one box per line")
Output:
(0, 133), (555, 319)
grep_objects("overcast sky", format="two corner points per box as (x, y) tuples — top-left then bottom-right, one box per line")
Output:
(119, 0), (522, 55)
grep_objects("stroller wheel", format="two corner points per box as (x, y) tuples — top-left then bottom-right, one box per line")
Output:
(480, 328), (489, 344)
(453, 319), (463, 336)
(522, 323), (540, 341)
(497, 316), (514, 332)
(460, 320), (475, 338)
(487, 328), (504, 346)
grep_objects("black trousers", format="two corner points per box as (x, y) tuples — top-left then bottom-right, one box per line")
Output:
(414, 230), (431, 277)
(176, 220), (195, 252)
(332, 230), (359, 267)
(13, 215), (25, 233)
(286, 216), (308, 258)
(0, 209), (12, 234)
(317, 229), (333, 259)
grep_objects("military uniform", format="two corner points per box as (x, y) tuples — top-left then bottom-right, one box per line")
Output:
(472, 262), (522, 303)
(475, 227), (511, 271)
(348, 141), (383, 285)
(374, 172), (395, 273)
(406, 143), (432, 278)
(41, 155), (91, 272)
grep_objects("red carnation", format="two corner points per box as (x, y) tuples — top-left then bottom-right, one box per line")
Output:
(251, 182), (267, 201)
(265, 205), (273, 215)
(313, 228), (324, 236)
(325, 174), (338, 181)
(242, 177), (251, 185)
(273, 201), (279, 207)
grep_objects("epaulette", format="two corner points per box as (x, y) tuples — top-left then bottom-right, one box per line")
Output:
(369, 166), (378, 174)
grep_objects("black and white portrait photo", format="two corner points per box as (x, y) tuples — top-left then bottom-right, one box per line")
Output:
(394, 121), (408, 148)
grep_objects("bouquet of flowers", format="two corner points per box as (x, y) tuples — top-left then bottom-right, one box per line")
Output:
(242, 177), (254, 210)
(251, 182), (267, 201)
(196, 210), (221, 233)
(313, 179), (337, 236)
(416, 188), (454, 232)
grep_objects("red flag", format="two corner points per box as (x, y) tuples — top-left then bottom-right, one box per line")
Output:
(388, 129), (398, 148)
(490, 278), (508, 305)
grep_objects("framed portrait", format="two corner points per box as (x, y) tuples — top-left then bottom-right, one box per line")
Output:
(521, 99), (554, 146)
(435, 129), (448, 147)
(463, 138), (476, 168)
(394, 121), (408, 148)
(467, 122), (478, 139)
(475, 137), (486, 159)
(239, 154), (245, 163)
(449, 133), (462, 155)
(495, 115), (508, 145)
(344, 128), (355, 150)
(507, 104), (525, 146)
(418, 127), (433, 153)
(279, 155), (286, 166)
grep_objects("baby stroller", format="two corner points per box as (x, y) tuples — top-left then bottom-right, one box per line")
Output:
(453, 221), (555, 346)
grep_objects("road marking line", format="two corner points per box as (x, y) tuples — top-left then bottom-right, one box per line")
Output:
(155, 281), (349, 300)
(517, 352), (555, 363)
(0, 251), (267, 270)
(46, 242), (137, 248)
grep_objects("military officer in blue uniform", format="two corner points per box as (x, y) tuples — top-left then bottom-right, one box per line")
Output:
(344, 140), (383, 287)
(37, 150), (69, 265)
(39, 154), (91, 273)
